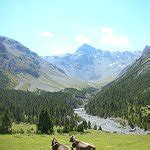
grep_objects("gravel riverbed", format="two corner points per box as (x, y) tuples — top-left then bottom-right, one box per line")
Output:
(74, 108), (149, 134)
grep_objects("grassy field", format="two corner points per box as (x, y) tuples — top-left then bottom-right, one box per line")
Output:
(0, 123), (150, 150)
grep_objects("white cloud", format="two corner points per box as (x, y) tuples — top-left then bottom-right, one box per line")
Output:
(101, 27), (113, 35)
(101, 27), (129, 48)
(75, 35), (89, 44)
(40, 31), (54, 38)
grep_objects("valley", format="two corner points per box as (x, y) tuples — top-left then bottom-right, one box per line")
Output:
(0, 35), (149, 150)
(1, 1), (150, 149)
(85, 46), (150, 131)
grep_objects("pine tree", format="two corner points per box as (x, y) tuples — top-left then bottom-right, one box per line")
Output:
(63, 124), (69, 133)
(88, 121), (91, 129)
(0, 110), (12, 134)
(93, 124), (97, 130)
(76, 123), (84, 133)
(98, 126), (102, 130)
(37, 109), (53, 134)
(82, 120), (88, 130)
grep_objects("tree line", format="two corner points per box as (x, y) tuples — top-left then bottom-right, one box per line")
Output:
(85, 68), (150, 130)
(0, 88), (94, 134)
(0, 89), (77, 133)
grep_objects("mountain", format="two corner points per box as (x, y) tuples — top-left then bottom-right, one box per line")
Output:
(85, 46), (150, 130)
(0, 36), (87, 91)
(43, 44), (141, 81)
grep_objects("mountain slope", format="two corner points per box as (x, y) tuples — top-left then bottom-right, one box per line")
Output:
(85, 46), (150, 130)
(0, 36), (87, 91)
(43, 44), (141, 81)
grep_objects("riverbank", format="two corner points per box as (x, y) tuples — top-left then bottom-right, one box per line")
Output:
(74, 108), (149, 134)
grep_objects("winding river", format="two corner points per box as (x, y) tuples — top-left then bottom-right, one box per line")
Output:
(74, 108), (148, 134)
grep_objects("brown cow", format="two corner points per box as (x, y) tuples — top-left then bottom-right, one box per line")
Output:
(51, 138), (69, 150)
(70, 136), (96, 150)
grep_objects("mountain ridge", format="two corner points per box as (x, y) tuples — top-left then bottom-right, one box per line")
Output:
(85, 46), (150, 130)
(0, 35), (88, 91)
(43, 44), (141, 81)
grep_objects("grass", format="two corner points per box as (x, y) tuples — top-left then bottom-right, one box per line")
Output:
(0, 123), (150, 150)
(11, 123), (36, 134)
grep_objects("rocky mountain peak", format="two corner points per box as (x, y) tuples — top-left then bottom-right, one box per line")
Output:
(43, 44), (141, 81)
(75, 43), (98, 55)
(143, 45), (150, 57)
(0, 36), (6, 42)
(0, 35), (38, 58)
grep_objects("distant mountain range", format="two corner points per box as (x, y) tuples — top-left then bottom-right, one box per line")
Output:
(85, 46), (150, 129)
(43, 44), (141, 81)
(0, 35), (144, 92)
(0, 36), (87, 91)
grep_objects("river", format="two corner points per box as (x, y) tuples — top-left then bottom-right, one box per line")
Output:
(74, 108), (149, 134)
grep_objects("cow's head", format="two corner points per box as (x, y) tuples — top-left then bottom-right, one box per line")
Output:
(51, 138), (58, 146)
(70, 135), (76, 142)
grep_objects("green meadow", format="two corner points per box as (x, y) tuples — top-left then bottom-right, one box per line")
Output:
(0, 123), (150, 150)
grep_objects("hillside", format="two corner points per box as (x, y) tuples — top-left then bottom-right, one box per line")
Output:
(43, 44), (141, 81)
(85, 46), (150, 130)
(0, 88), (77, 125)
(0, 36), (87, 91)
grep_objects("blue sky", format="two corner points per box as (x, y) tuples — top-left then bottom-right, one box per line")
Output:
(0, 0), (150, 56)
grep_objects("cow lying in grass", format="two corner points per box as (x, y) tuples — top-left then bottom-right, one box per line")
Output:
(51, 138), (69, 150)
(70, 136), (96, 150)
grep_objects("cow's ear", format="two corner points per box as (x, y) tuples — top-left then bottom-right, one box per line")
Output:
(71, 135), (74, 139)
